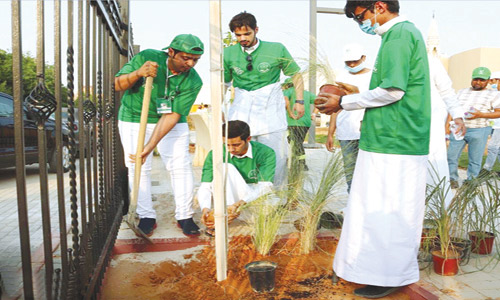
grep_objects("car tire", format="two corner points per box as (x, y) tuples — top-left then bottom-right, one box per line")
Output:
(48, 143), (70, 173)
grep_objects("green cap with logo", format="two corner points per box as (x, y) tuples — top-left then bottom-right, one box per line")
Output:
(282, 77), (293, 88)
(163, 34), (204, 55)
(472, 67), (491, 80)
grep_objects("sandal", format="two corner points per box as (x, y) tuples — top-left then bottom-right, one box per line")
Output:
(205, 227), (215, 238)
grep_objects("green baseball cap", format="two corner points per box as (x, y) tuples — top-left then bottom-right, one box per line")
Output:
(163, 34), (204, 55)
(282, 77), (293, 87)
(472, 67), (491, 80)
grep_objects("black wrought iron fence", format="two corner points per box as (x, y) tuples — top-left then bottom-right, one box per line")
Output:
(9, 0), (132, 298)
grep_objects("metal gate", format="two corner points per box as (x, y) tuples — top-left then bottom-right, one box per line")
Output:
(9, 0), (133, 298)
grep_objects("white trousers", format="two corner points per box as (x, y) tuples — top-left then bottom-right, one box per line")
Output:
(197, 164), (271, 210)
(252, 130), (288, 186)
(119, 121), (194, 220)
(333, 150), (427, 287)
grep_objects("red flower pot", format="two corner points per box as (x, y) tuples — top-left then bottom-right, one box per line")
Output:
(432, 250), (460, 276)
(468, 231), (495, 255)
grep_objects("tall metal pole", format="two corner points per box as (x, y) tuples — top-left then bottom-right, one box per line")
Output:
(308, 0), (318, 145)
(209, 0), (227, 282)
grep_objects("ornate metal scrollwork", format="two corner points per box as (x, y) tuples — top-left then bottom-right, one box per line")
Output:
(83, 99), (97, 125)
(24, 78), (57, 124)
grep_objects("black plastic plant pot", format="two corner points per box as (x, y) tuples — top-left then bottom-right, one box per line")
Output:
(245, 261), (277, 293)
(320, 212), (343, 229)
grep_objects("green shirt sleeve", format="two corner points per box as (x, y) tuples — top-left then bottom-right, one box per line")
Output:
(254, 143), (276, 182)
(279, 44), (300, 77)
(200, 150), (214, 183)
(377, 39), (412, 92)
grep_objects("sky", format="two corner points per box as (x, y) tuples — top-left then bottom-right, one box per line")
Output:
(2, 0), (500, 103)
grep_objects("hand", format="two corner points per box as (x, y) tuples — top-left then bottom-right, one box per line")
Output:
(137, 61), (159, 78)
(314, 93), (342, 115)
(292, 102), (305, 119)
(466, 111), (483, 120)
(335, 81), (359, 94)
(453, 118), (466, 136)
(227, 201), (243, 224)
(326, 135), (335, 152)
(128, 144), (155, 164)
(310, 113), (316, 121)
(201, 208), (214, 227)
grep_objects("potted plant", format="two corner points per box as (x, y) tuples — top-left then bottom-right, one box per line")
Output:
(464, 178), (500, 255)
(425, 176), (464, 276)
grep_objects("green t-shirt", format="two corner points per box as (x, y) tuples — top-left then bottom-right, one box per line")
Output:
(283, 88), (315, 127)
(116, 49), (202, 124)
(201, 141), (276, 184)
(360, 21), (431, 155)
(224, 41), (300, 91)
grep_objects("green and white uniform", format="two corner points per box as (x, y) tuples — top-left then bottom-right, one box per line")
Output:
(117, 49), (202, 220)
(333, 17), (431, 287)
(224, 40), (300, 185)
(197, 141), (276, 210)
(284, 88), (315, 128)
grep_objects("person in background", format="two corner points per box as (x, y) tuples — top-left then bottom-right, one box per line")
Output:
(282, 77), (316, 171)
(326, 43), (372, 193)
(426, 55), (465, 202)
(479, 71), (500, 175)
(447, 67), (500, 188)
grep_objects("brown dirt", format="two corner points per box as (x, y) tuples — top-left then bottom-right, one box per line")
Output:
(100, 235), (410, 300)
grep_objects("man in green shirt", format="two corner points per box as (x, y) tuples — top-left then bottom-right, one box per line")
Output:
(198, 120), (275, 236)
(315, 1), (431, 298)
(282, 78), (316, 171)
(115, 34), (204, 237)
(224, 12), (305, 186)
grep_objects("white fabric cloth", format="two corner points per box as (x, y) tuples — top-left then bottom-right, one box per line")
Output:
(197, 163), (273, 210)
(229, 82), (287, 136)
(374, 15), (408, 36)
(427, 55), (463, 205)
(341, 87), (405, 111)
(335, 69), (372, 140)
(252, 130), (288, 186)
(333, 150), (427, 286)
(119, 121), (195, 220)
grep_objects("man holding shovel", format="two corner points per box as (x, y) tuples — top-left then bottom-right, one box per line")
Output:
(115, 34), (204, 237)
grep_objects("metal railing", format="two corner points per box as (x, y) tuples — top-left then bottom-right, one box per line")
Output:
(10, 0), (132, 298)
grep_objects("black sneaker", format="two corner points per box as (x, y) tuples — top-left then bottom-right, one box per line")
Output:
(177, 218), (200, 236)
(137, 218), (157, 237)
(353, 285), (399, 299)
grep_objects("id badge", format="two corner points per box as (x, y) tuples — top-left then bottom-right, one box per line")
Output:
(156, 97), (172, 114)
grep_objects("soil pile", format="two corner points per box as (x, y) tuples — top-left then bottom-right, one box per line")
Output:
(101, 235), (409, 299)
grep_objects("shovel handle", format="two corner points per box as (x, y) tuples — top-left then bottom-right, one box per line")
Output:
(130, 76), (154, 209)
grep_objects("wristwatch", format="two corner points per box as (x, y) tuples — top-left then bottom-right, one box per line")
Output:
(295, 100), (304, 104)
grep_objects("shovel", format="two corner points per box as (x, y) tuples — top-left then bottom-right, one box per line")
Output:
(126, 76), (154, 244)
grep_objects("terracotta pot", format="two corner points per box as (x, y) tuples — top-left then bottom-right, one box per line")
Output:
(468, 231), (495, 255)
(315, 84), (346, 106)
(432, 250), (460, 276)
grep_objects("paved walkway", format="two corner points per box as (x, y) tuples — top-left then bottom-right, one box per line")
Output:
(1, 144), (500, 299)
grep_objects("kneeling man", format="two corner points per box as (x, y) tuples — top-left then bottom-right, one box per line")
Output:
(197, 120), (276, 236)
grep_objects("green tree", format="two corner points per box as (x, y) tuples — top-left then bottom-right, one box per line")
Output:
(223, 31), (237, 48)
(0, 49), (68, 104)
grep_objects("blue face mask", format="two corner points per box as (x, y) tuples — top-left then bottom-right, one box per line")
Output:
(345, 61), (366, 73)
(491, 84), (498, 90)
(359, 18), (379, 35)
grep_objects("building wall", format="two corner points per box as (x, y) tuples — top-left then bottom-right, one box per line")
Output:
(447, 48), (500, 90)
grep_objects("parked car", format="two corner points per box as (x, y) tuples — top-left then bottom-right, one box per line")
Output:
(0, 92), (70, 172)
(51, 107), (80, 149)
